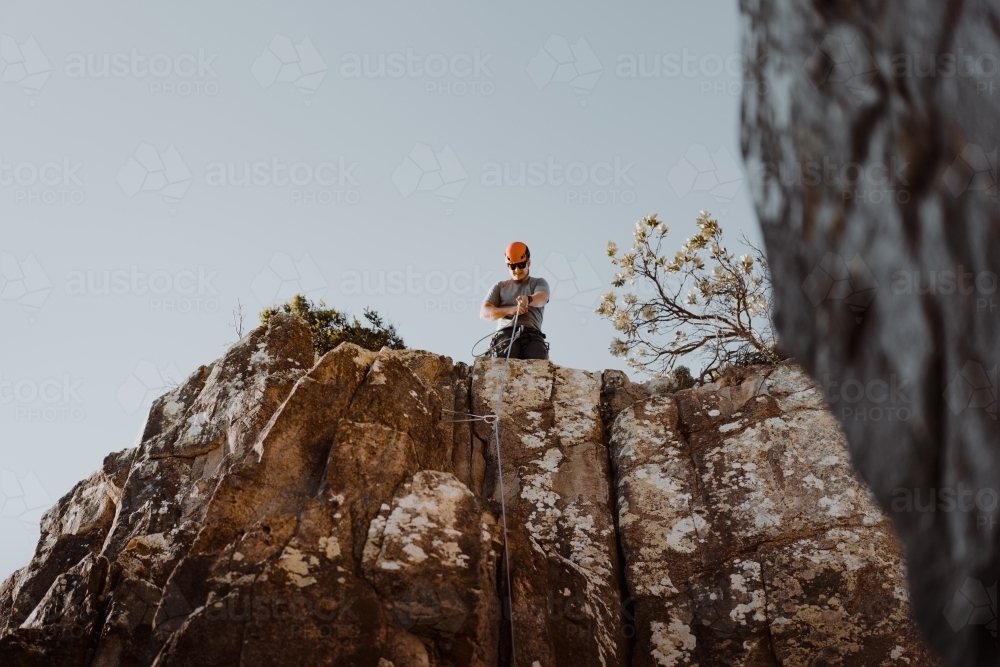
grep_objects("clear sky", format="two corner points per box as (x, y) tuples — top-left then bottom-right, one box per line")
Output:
(0, 0), (758, 580)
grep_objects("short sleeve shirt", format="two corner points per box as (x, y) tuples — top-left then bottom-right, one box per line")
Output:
(485, 276), (550, 331)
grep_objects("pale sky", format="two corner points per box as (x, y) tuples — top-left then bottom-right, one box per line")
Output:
(0, 0), (758, 580)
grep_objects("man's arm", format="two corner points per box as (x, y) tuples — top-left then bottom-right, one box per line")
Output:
(480, 301), (524, 321)
(526, 290), (549, 307)
(527, 278), (550, 309)
(483, 291), (549, 319)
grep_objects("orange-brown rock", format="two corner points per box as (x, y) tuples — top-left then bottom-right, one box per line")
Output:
(610, 362), (941, 667)
(0, 325), (945, 667)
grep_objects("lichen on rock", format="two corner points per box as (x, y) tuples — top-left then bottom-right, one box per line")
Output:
(0, 335), (942, 666)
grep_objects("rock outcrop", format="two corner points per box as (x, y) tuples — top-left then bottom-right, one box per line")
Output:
(472, 362), (627, 667)
(0, 319), (943, 666)
(739, 2), (1000, 665)
(608, 364), (938, 666)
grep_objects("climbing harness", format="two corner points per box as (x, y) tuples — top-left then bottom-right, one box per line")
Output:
(470, 325), (524, 359)
(473, 325), (550, 361)
(441, 312), (521, 665)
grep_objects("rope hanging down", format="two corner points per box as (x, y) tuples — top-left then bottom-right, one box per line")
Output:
(440, 312), (521, 664)
(492, 310), (519, 667)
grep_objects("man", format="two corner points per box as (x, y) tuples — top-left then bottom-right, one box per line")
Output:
(480, 241), (550, 360)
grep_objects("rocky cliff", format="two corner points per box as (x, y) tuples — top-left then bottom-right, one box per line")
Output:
(739, 2), (999, 665)
(0, 315), (942, 666)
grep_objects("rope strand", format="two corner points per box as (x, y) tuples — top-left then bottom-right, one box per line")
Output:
(493, 310), (518, 667)
(439, 409), (498, 425)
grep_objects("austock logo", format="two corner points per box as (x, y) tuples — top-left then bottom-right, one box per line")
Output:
(392, 579), (470, 634)
(153, 581), (195, 633)
(1, 155), (86, 205)
(337, 264), (494, 316)
(943, 143), (997, 203)
(615, 49), (769, 97)
(204, 157), (360, 205)
(667, 143), (743, 214)
(64, 265), (220, 315)
(251, 35), (327, 104)
(527, 34), (603, 105)
(2, 372), (85, 422)
(0, 469), (52, 531)
(804, 34), (1000, 100)
(747, 155), (911, 205)
(480, 156), (635, 205)
(534, 252), (603, 325)
(64, 47), (220, 97)
(251, 252), (327, 306)
(392, 143), (468, 214)
(943, 578), (997, 638)
(116, 360), (183, 416)
(0, 34), (52, 103)
(801, 253), (878, 322)
(944, 361), (997, 420)
(803, 33), (877, 102)
(821, 373), (912, 422)
(0, 252), (52, 323)
(116, 143), (193, 213)
(339, 47), (494, 97)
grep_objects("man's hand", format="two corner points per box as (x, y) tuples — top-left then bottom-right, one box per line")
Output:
(481, 301), (525, 321)
(514, 295), (529, 315)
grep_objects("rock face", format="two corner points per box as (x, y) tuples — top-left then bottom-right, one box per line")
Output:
(472, 361), (628, 667)
(609, 363), (938, 667)
(739, 2), (1000, 665)
(0, 325), (942, 666)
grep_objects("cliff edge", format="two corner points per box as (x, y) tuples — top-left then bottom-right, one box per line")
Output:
(0, 314), (940, 666)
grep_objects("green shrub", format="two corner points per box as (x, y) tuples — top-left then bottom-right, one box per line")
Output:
(673, 366), (696, 390)
(260, 294), (404, 356)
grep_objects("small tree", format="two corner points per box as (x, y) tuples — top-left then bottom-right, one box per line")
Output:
(230, 299), (246, 340)
(597, 210), (778, 379)
(260, 294), (405, 356)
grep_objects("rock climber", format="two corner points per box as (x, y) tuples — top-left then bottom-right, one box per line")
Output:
(480, 241), (551, 360)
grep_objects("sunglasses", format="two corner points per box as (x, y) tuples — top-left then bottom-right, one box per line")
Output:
(507, 261), (527, 270)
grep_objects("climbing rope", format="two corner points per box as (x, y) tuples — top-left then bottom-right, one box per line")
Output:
(438, 409), (498, 425)
(470, 323), (524, 359)
(442, 312), (521, 663)
(492, 310), (519, 667)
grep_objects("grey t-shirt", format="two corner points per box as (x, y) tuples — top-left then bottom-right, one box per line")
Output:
(485, 275), (550, 331)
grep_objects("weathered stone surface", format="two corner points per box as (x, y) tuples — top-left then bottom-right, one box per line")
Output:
(150, 345), (492, 667)
(362, 470), (499, 667)
(601, 369), (651, 428)
(0, 553), (109, 667)
(739, 2), (1000, 664)
(473, 359), (628, 667)
(610, 362), (941, 667)
(0, 569), (21, 632)
(609, 396), (704, 605)
(91, 313), (315, 667)
(152, 342), (381, 666)
(0, 326), (949, 667)
(2, 448), (133, 635)
(762, 527), (938, 667)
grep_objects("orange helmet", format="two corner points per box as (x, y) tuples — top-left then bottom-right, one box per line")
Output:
(505, 241), (530, 263)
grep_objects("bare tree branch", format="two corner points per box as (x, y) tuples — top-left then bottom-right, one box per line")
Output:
(230, 299), (246, 340)
(596, 211), (779, 376)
